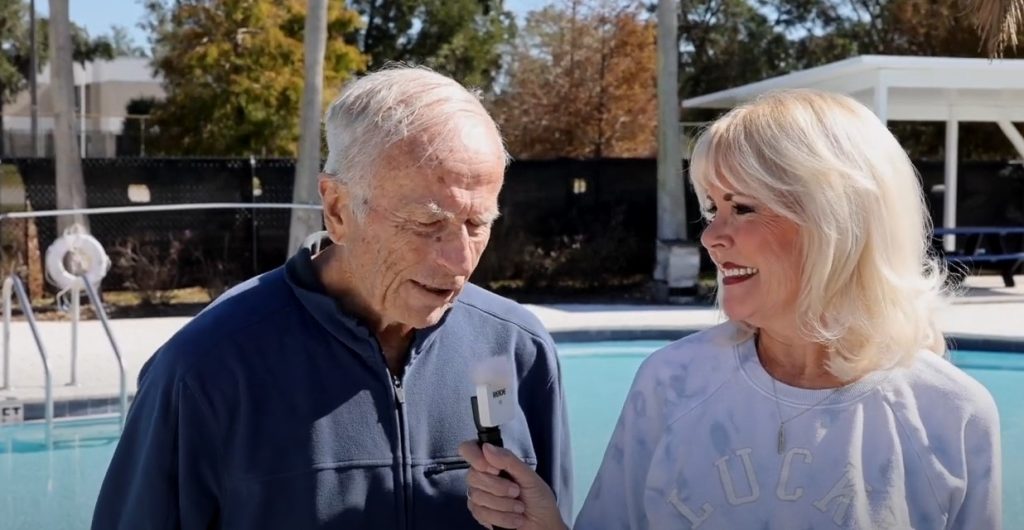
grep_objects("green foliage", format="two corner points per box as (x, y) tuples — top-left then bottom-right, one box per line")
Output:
(678, 0), (794, 100)
(107, 25), (148, 58)
(3, 3), (121, 87)
(1, 0), (121, 104)
(352, 0), (514, 90)
(0, 0), (29, 105)
(787, 0), (1024, 160)
(0, 0), (118, 156)
(141, 0), (366, 156)
(118, 96), (159, 157)
(70, 23), (115, 65)
(671, 0), (1024, 160)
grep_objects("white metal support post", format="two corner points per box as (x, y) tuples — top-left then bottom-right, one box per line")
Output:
(872, 72), (889, 124)
(944, 115), (959, 252)
(996, 120), (1024, 159)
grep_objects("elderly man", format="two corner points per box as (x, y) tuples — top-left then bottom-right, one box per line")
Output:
(93, 66), (573, 529)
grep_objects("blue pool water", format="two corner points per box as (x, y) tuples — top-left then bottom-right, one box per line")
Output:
(0, 417), (120, 530)
(0, 343), (1021, 529)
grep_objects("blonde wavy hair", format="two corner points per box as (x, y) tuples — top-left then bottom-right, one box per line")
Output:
(689, 89), (949, 380)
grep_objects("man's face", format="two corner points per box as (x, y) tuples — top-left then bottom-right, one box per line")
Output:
(323, 118), (505, 330)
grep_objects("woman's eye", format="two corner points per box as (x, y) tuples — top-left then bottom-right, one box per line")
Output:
(733, 203), (755, 215)
(703, 206), (718, 219)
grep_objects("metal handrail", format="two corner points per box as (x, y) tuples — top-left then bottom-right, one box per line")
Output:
(0, 202), (326, 431)
(0, 202), (322, 221)
(2, 278), (9, 390)
(80, 280), (128, 430)
(1, 274), (54, 434)
(70, 288), (79, 386)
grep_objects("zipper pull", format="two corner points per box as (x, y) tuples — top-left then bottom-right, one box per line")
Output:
(392, 376), (406, 405)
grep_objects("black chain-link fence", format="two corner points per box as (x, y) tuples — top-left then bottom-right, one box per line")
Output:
(1, 157), (1021, 305)
(0, 158), (296, 303)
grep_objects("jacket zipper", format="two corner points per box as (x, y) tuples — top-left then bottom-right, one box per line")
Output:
(423, 461), (471, 476)
(392, 374), (409, 530)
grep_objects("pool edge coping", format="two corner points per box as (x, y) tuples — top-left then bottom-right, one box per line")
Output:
(549, 328), (1024, 353)
(6, 330), (1022, 422)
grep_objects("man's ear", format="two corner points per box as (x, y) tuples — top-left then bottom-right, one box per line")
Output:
(319, 174), (351, 244)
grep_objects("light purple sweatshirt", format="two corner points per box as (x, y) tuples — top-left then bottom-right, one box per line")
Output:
(575, 322), (1001, 529)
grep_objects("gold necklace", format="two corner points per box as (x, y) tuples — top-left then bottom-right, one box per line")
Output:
(757, 332), (842, 454)
(770, 376), (841, 454)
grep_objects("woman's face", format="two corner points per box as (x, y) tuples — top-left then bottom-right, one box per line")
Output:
(699, 183), (804, 329)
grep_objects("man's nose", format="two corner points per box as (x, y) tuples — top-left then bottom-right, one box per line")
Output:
(437, 225), (474, 277)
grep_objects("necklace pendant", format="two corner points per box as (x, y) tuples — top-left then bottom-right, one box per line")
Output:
(777, 425), (785, 455)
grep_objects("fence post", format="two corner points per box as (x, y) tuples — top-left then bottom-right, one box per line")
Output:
(249, 155), (258, 276)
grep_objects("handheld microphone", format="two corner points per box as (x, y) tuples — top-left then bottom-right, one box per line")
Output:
(470, 357), (516, 530)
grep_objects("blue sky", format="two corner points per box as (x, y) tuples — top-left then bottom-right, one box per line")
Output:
(37, 0), (553, 51)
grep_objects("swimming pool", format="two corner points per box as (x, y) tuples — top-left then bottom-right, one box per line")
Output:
(0, 416), (120, 530)
(0, 342), (1020, 529)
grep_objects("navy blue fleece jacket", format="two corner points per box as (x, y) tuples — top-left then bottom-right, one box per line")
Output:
(93, 249), (572, 529)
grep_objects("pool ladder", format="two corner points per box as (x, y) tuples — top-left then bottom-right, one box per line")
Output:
(2, 274), (128, 439)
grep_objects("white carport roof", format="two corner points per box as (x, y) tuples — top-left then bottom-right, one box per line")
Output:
(681, 54), (1024, 248)
(683, 54), (1024, 123)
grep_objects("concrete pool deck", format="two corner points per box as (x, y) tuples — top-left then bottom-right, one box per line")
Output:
(2, 275), (1022, 419)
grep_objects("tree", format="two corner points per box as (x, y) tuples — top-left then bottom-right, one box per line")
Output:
(1, 0), (119, 156)
(776, 0), (1024, 63)
(491, 0), (658, 159)
(118, 96), (158, 156)
(70, 24), (114, 64)
(666, 0), (1024, 160)
(677, 0), (794, 102)
(970, 0), (1024, 57)
(48, 0), (87, 232)
(775, 0), (1024, 160)
(142, 0), (365, 156)
(0, 0), (29, 156)
(352, 0), (515, 90)
(107, 25), (147, 58)
(289, 0), (329, 254)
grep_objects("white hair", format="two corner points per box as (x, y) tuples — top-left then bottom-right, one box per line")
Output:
(322, 65), (509, 218)
(689, 89), (950, 380)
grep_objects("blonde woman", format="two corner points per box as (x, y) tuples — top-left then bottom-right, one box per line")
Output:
(460, 89), (1002, 529)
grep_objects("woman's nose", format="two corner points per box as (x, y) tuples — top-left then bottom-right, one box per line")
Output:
(700, 217), (732, 251)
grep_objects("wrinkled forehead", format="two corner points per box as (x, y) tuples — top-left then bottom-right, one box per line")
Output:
(394, 113), (503, 165)
(369, 124), (505, 202)
(441, 119), (504, 160)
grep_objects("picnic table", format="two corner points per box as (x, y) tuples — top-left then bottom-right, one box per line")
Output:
(934, 227), (1024, 287)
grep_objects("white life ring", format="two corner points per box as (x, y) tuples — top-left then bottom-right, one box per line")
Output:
(44, 231), (111, 291)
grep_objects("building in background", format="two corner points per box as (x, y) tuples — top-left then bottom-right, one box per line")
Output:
(2, 57), (163, 158)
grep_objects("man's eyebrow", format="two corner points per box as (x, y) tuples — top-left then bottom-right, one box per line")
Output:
(415, 202), (501, 224)
(476, 209), (502, 225)
(418, 201), (454, 220)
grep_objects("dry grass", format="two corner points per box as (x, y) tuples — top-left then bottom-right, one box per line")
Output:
(10, 287), (212, 321)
